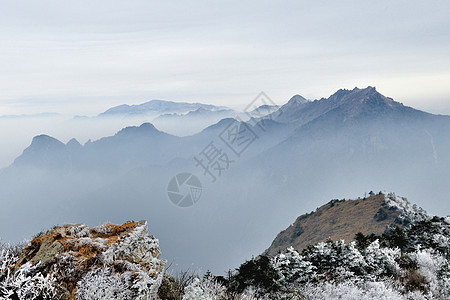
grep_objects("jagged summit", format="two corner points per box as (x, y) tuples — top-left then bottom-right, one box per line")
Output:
(273, 86), (428, 125)
(327, 86), (398, 107)
(267, 192), (429, 256)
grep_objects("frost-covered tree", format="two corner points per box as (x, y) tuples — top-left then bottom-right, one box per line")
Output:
(271, 246), (316, 285)
(302, 278), (423, 300)
(182, 277), (226, 300)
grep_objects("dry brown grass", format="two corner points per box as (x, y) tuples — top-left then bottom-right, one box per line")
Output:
(267, 194), (401, 255)
(89, 221), (139, 238)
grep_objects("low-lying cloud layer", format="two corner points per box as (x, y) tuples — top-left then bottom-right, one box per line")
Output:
(0, 0), (449, 115)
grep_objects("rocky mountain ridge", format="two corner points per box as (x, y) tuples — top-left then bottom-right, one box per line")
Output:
(267, 192), (431, 256)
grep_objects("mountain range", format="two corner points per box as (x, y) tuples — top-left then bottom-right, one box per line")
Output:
(99, 99), (229, 117)
(1, 86), (449, 273)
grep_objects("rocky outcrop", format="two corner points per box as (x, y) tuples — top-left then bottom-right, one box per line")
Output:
(3, 221), (166, 299)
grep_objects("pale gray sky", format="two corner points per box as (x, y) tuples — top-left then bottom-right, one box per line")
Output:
(0, 0), (449, 115)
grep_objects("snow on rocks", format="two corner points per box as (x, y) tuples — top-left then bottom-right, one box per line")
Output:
(382, 192), (431, 225)
(1, 220), (166, 300)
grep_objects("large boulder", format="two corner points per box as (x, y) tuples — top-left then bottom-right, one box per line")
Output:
(8, 220), (166, 299)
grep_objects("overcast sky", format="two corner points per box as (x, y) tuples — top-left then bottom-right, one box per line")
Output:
(0, 0), (449, 115)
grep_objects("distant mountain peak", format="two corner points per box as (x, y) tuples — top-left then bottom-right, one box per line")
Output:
(274, 86), (423, 125)
(354, 85), (376, 91)
(116, 122), (162, 136)
(99, 99), (229, 117)
(329, 86), (380, 100)
(13, 135), (67, 168)
(66, 138), (82, 148)
(139, 122), (158, 130)
(288, 94), (309, 105)
(201, 117), (240, 133)
(30, 135), (65, 149)
(187, 107), (212, 115)
(336, 86), (403, 111)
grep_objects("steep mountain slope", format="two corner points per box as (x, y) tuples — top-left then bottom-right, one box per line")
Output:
(267, 192), (430, 256)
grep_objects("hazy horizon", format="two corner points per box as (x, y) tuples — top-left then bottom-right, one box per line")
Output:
(0, 1), (449, 117)
(0, 86), (449, 169)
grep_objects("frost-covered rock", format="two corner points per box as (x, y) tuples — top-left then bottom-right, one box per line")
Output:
(383, 192), (430, 225)
(1, 221), (165, 300)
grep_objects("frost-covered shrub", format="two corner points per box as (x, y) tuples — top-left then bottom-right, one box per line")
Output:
(382, 216), (450, 256)
(300, 240), (371, 279)
(302, 279), (417, 300)
(268, 236), (449, 298)
(0, 249), (17, 282)
(272, 239), (400, 286)
(64, 224), (90, 238)
(182, 277), (226, 300)
(182, 277), (303, 300)
(228, 255), (281, 295)
(233, 287), (264, 300)
(0, 262), (56, 300)
(364, 240), (400, 276)
(77, 267), (135, 300)
(412, 249), (450, 298)
(272, 246), (316, 284)
(2, 243), (56, 300)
